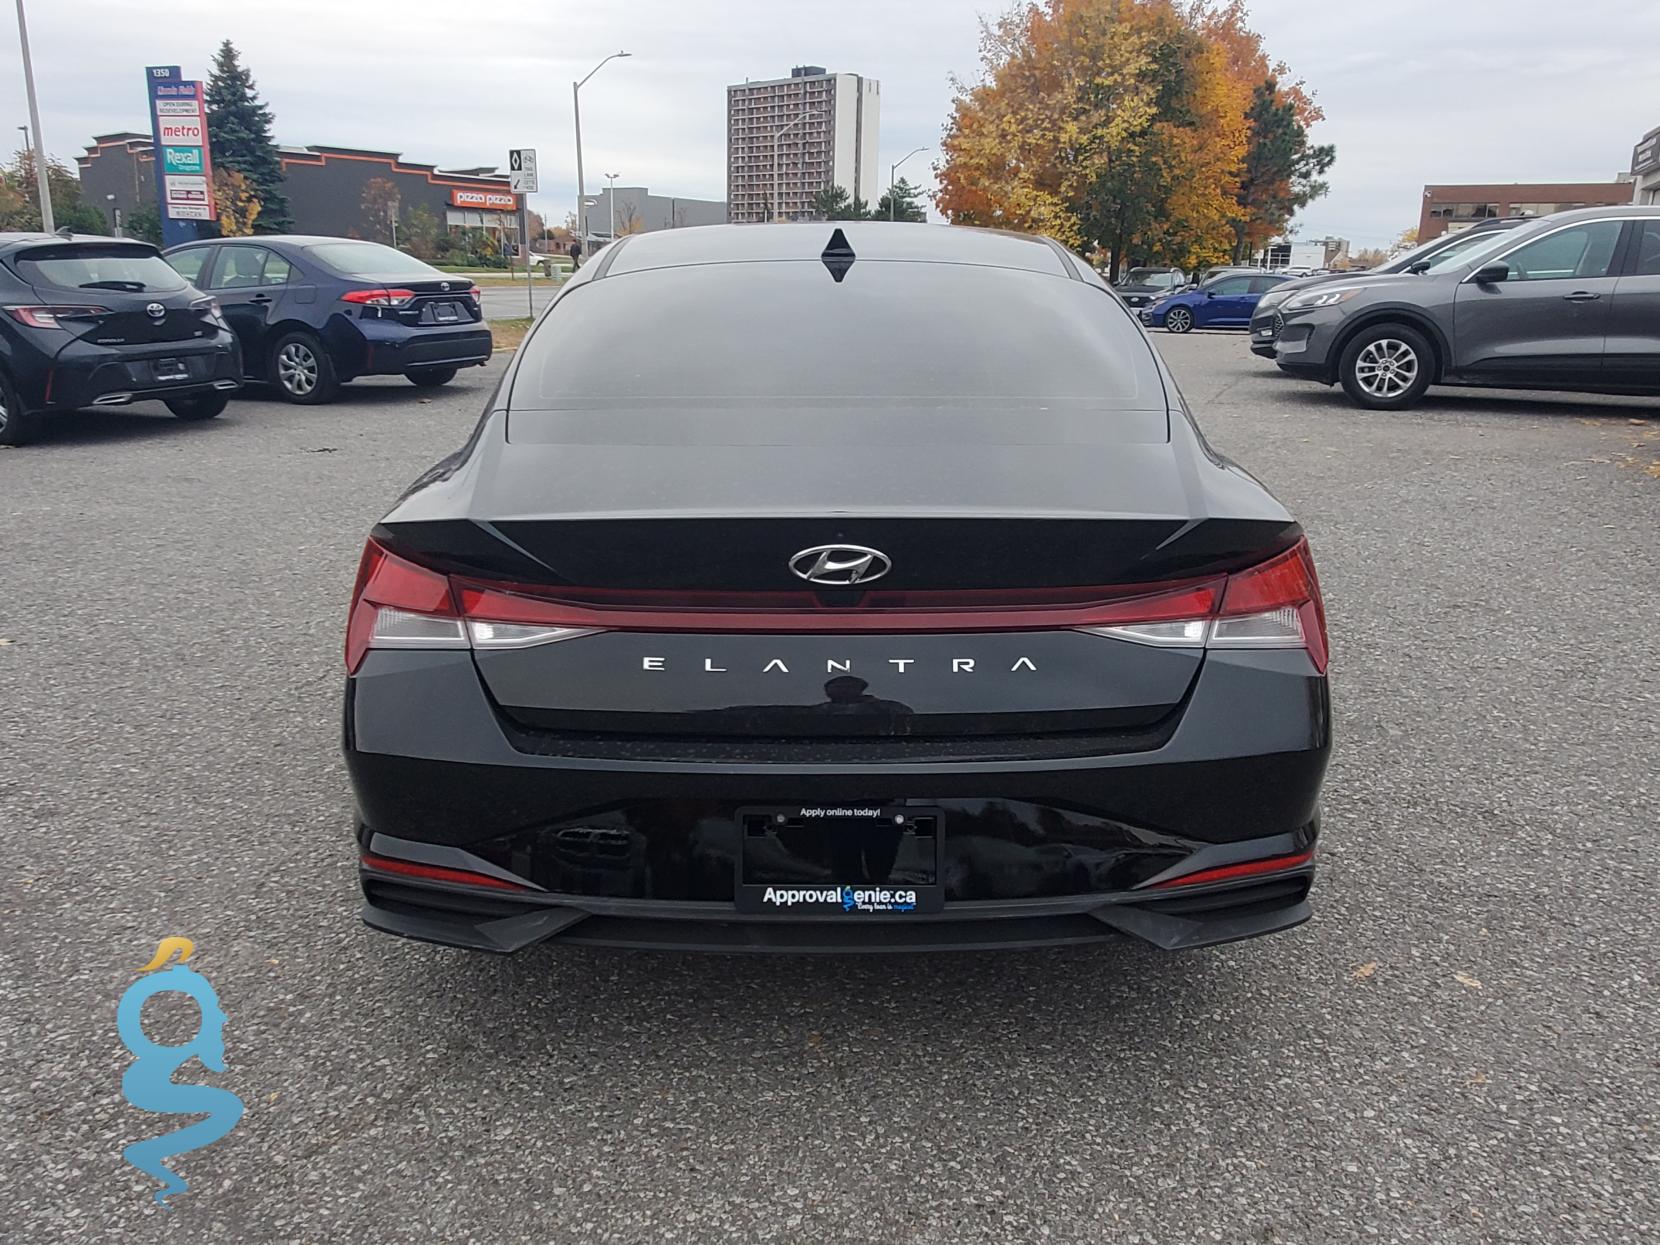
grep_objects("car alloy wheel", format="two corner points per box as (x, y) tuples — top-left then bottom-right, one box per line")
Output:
(277, 341), (320, 397)
(1352, 338), (1420, 401)
(1165, 307), (1193, 334)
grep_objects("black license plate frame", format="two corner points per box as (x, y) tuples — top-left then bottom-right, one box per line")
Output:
(150, 357), (189, 382)
(734, 804), (945, 915)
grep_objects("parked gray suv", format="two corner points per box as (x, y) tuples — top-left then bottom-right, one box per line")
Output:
(1273, 206), (1660, 409)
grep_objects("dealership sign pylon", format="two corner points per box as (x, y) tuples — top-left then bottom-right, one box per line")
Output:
(145, 66), (216, 248)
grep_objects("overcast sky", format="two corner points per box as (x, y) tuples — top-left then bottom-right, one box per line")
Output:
(6, 0), (1656, 247)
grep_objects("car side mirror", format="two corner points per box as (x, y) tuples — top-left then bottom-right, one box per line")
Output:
(1205, 290), (1218, 299)
(1472, 262), (1510, 285)
(1406, 260), (1431, 274)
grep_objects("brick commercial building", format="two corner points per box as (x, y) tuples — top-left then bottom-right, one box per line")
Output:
(1418, 179), (1634, 240)
(727, 66), (880, 223)
(78, 134), (522, 244)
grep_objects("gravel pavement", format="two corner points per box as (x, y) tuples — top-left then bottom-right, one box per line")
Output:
(2, 336), (1656, 1244)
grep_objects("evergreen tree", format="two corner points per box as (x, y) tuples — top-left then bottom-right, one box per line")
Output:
(810, 184), (873, 221)
(873, 178), (926, 222)
(1232, 79), (1335, 261)
(204, 40), (291, 232)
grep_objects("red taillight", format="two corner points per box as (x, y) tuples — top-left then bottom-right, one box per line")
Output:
(450, 578), (1224, 634)
(345, 540), (462, 674)
(341, 287), (416, 308)
(4, 304), (109, 329)
(342, 537), (1328, 670)
(1214, 538), (1328, 673)
(359, 851), (528, 891)
(1146, 849), (1314, 890)
(467, 285), (483, 303)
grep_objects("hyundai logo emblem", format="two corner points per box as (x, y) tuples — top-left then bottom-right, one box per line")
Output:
(145, 303), (166, 319)
(789, 545), (892, 586)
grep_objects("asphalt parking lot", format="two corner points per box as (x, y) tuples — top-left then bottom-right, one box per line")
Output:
(3, 335), (1656, 1244)
(479, 282), (560, 321)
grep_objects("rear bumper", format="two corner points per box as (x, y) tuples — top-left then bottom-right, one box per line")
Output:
(359, 837), (1315, 953)
(344, 645), (1331, 954)
(10, 332), (241, 411)
(332, 317), (493, 379)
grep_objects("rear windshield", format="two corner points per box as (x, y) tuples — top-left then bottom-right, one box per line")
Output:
(515, 261), (1163, 412)
(13, 245), (188, 293)
(304, 242), (443, 280)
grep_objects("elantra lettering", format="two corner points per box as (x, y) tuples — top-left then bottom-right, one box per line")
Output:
(640, 656), (1036, 673)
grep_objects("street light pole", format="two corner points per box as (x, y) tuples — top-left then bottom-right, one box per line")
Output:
(889, 147), (928, 221)
(605, 172), (619, 241)
(772, 110), (822, 223)
(13, 0), (54, 231)
(573, 51), (630, 246)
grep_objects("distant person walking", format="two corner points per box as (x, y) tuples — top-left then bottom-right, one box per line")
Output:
(567, 238), (583, 270)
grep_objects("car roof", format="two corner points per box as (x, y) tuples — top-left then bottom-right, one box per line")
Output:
(596, 222), (1078, 280)
(1509, 204), (1654, 224)
(168, 234), (380, 250)
(0, 231), (146, 252)
(1457, 204), (1659, 254)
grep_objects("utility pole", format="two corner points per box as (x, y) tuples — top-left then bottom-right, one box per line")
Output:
(573, 52), (630, 246)
(13, 0), (54, 231)
(889, 147), (928, 221)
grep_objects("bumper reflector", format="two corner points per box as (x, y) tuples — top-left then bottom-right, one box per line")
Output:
(359, 852), (529, 891)
(1146, 849), (1314, 890)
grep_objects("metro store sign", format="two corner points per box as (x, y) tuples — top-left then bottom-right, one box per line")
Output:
(146, 66), (216, 245)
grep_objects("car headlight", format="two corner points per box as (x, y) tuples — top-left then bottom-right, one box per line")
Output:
(1283, 286), (1364, 312)
(1254, 288), (1293, 312)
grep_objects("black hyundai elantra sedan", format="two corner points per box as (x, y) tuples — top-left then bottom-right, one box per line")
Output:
(343, 223), (1332, 955)
(0, 232), (240, 445)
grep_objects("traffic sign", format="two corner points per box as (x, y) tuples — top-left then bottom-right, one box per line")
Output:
(508, 148), (538, 194)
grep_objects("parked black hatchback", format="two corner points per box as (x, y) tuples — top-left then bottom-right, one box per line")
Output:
(163, 237), (492, 404)
(0, 232), (240, 445)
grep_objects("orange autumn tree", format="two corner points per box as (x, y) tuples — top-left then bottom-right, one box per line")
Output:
(938, 0), (1327, 275)
(213, 168), (262, 237)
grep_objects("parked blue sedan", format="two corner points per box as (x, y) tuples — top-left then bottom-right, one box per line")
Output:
(163, 237), (493, 404)
(1139, 271), (1291, 334)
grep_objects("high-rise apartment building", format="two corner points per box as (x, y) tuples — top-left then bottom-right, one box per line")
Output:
(727, 66), (880, 223)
